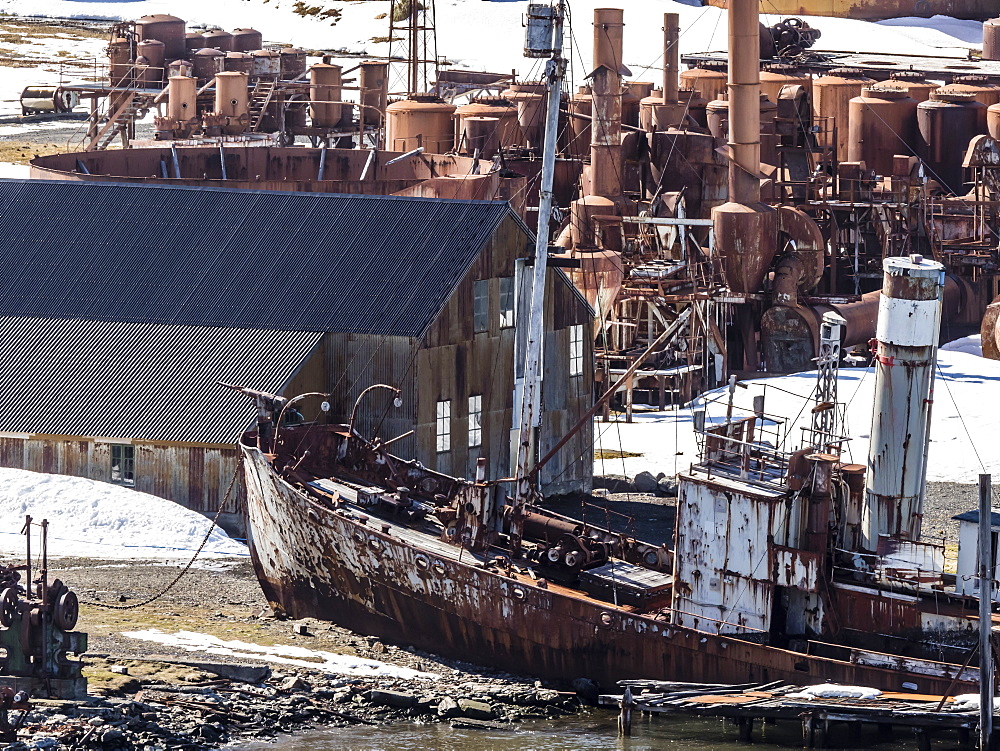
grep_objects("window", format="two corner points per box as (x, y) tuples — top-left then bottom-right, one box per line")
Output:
(474, 279), (489, 333)
(499, 277), (515, 328)
(436, 400), (451, 452)
(468, 395), (482, 448)
(570, 324), (584, 377)
(111, 444), (135, 486)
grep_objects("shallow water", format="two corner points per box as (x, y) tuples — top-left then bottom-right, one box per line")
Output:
(233, 710), (926, 750)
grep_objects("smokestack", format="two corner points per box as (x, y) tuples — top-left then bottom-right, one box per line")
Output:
(589, 8), (624, 202)
(861, 255), (945, 551)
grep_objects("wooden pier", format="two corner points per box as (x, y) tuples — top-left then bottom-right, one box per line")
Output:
(600, 681), (985, 749)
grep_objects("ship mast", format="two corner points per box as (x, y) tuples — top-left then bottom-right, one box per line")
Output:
(510, 1), (565, 552)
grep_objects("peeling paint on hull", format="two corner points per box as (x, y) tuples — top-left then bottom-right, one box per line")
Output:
(242, 445), (976, 693)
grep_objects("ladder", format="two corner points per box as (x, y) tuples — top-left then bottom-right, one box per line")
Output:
(248, 78), (277, 132)
(86, 94), (151, 152)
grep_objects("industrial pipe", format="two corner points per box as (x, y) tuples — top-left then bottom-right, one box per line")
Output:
(663, 13), (678, 104)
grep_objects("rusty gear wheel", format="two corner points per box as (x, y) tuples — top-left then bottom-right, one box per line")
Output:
(53, 590), (79, 631)
(0, 588), (16, 628)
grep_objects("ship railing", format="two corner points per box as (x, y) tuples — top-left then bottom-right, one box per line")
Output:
(693, 422), (791, 489)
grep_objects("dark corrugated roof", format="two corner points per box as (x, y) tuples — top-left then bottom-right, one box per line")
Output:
(953, 509), (1000, 528)
(0, 316), (322, 444)
(0, 179), (516, 337)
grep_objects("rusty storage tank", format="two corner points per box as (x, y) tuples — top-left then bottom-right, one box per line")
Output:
(224, 51), (254, 75)
(813, 67), (874, 160)
(502, 81), (547, 149)
(679, 61), (728, 103)
(759, 62), (810, 103)
(463, 116), (501, 158)
(989, 102), (1000, 139)
(214, 71), (249, 135)
(936, 75), (1000, 107)
(251, 49), (281, 78)
(454, 97), (519, 152)
(889, 70), (937, 102)
(167, 74), (198, 129)
(168, 59), (193, 78)
(108, 37), (132, 86)
(918, 92), (983, 194)
(136, 39), (166, 85)
(134, 61), (155, 89)
(385, 95), (456, 153)
(359, 61), (389, 130)
(192, 48), (225, 83)
(135, 14), (186, 62)
(639, 87), (707, 130)
(280, 48), (308, 80)
(707, 93), (778, 167)
(231, 28), (263, 53)
(847, 85), (918, 176)
(203, 29), (234, 52)
(185, 32), (205, 57)
(565, 86), (593, 158)
(621, 83), (643, 128)
(309, 63), (343, 128)
(984, 18), (1000, 61)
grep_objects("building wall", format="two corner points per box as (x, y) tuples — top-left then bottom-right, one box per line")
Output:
(0, 435), (246, 537)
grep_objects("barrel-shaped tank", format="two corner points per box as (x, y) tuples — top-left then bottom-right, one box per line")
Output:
(984, 18), (1000, 61)
(224, 51), (254, 75)
(192, 48), (225, 83)
(251, 49), (281, 77)
(639, 88), (706, 131)
(109, 37), (132, 86)
(463, 116), (501, 158)
(813, 67), (875, 160)
(185, 33), (205, 56)
(231, 28), (263, 53)
(936, 75), (1000, 107)
(621, 84), (641, 128)
(502, 81), (547, 149)
(168, 59), (193, 78)
(680, 62), (728, 103)
(134, 59), (158, 89)
(889, 71), (937, 103)
(280, 48), (308, 80)
(137, 39), (166, 85)
(385, 95), (456, 153)
(454, 97), (519, 153)
(214, 71), (249, 135)
(847, 86), (918, 176)
(759, 62), (810, 103)
(135, 14), (186, 62)
(203, 29), (234, 52)
(918, 92), (983, 194)
(309, 63), (343, 128)
(359, 61), (389, 131)
(989, 102), (1000, 139)
(167, 74), (198, 125)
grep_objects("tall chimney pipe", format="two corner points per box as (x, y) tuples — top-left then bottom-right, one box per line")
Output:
(593, 8), (627, 75)
(727, 0), (761, 204)
(861, 255), (945, 551)
(663, 13), (679, 104)
(589, 8), (624, 201)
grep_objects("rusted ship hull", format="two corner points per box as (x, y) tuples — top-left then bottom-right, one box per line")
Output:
(242, 445), (975, 693)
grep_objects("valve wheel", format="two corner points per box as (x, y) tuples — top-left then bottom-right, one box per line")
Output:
(54, 590), (79, 631)
(0, 589), (16, 628)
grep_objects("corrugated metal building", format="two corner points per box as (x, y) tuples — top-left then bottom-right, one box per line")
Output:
(0, 179), (593, 532)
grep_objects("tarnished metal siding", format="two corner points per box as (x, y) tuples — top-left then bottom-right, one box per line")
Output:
(673, 476), (787, 634)
(0, 179), (511, 338)
(243, 445), (977, 694)
(0, 316), (322, 445)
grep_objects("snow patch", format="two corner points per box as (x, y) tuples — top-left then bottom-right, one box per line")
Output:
(122, 628), (440, 680)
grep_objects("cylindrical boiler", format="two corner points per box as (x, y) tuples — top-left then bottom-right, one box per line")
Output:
(135, 14), (186, 62)
(384, 95), (456, 153)
(847, 86), (917, 177)
(191, 48), (225, 83)
(918, 92), (983, 194)
(231, 28), (263, 53)
(109, 37), (132, 87)
(167, 74), (198, 129)
(203, 29), (234, 52)
(359, 61), (389, 133)
(888, 70), (937, 103)
(309, 63), (343, 128)
(812, 67), (874, 161)
(136, 39), (166, 86)
(680, 61), (728, 104)
(214, 71), (249, 135)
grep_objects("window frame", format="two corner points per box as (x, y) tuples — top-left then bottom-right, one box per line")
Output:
(468, 394), (483, 448)
(499, 276), (515, 329)
(473, 279), (489, 333)
(436, 399), (451, 453)
(569, 324), (584, 377)
(110, 444), (135, 486)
